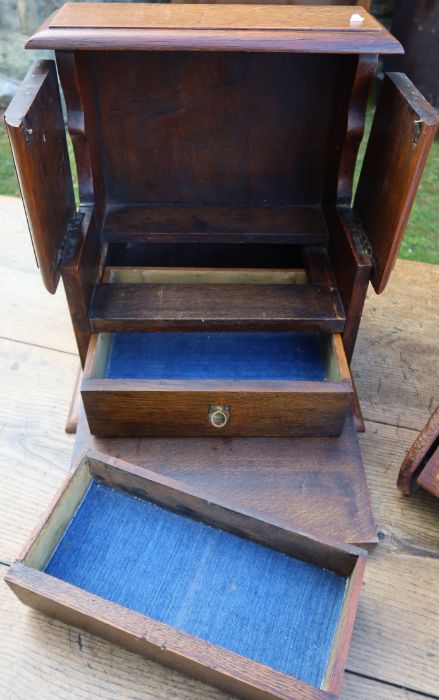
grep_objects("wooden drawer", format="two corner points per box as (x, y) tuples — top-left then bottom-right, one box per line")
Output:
(6, 451), (366, 700)
(81, 330), (353, 437)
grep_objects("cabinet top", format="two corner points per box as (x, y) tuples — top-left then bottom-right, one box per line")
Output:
(27, 2), (403, 54)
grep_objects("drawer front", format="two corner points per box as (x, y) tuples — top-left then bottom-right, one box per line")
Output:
(81, 330), (353, 437)
(81, 385), (353, 437)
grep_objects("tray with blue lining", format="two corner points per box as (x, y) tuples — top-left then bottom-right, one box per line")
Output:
(81, 330), (353, 437)
(5, 450), (367, 700)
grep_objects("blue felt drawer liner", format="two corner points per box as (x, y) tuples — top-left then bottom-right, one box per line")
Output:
(104, 331), (326, 381)
(45, 481), (347, 688)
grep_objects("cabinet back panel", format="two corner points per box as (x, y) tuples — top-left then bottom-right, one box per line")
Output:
(44, 480), (347, 688)
(77, 51), (353, 212)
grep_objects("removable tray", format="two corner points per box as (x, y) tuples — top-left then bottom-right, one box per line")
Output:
(81, 330), (353, 437)
(6, 450), (366, 700)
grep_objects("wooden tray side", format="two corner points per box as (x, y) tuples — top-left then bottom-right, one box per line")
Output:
(5, 60), (76, 294)
(85, 450), (363, 574)
(5, 450), (366, 700)
(5, 564), (332, 700)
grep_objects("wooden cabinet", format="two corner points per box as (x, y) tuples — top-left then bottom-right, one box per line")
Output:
(4, 4), (438, 698)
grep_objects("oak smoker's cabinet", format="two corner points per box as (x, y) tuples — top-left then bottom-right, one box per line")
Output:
(4, 5), (438, 700)
(6, 4), (438, 440)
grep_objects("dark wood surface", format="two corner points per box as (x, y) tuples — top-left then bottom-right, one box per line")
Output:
(416, 448), (439, 500)
(4, 60), (76, 294)
(27, 4), (401, 54)
(6, 564), (332, 700)
(73, 410), (377, 548)
(354, 72), (439, 294)
(60, 207), (101, 365)
(56, 52), (94, 204)
(324, 55), (377, 208)
(327, 207), (372, 363)
(103, 205), (327, 245)
(398, 406), (439, 496)
(81, 383), (353, 438)
(89, 282), (346, 333)
(75, 50), (356, 229)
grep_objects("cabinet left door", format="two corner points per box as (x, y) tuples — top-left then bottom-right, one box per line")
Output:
(5, 60), (76, 293)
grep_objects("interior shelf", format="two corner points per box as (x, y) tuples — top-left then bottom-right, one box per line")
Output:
(103, 204), (328, 244)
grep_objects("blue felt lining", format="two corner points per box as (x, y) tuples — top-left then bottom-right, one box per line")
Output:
(44, 481), (346, 688)
(104, 331), (326, 381)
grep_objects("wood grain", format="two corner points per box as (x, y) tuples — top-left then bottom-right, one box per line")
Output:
(397, 406), (439, 495)
(103, 205), (327, 244)
(56, 51), (94, 204)
(75, 410), (377, 548)
(352, 260), (439, 432)
(354, 72), (439, 294)
(82, 383), (353, 438)
(0, 339), (76, 564)
(27, 4), (402, 54)
(4, 60), (76, 294)
(327, 207), (372, 363)
(77, 51), (351, 222)
(89, 283), (346, 333)
(81, 330), (353, 438)
(60, 207), (102, 365)
(0, 565), (424, 700)
(417, 447), (439, 500)
(51, 4), (381, 31)
(6, 450), (365, 699)
(6, 565), (333, 700)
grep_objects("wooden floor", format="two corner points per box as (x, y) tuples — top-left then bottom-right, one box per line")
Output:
(0, 194), (438, 700)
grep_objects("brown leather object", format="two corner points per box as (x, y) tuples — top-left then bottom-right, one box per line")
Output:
(397, 406), (439, 496)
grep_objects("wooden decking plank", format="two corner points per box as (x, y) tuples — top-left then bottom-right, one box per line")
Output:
(342, 673), (435, 700)
(0, 338), (75, 563)
(353, 259), (439, 433)
(0, 197), (77, 355)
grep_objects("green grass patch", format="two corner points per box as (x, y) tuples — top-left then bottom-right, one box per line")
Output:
(0, 123), (20, 197)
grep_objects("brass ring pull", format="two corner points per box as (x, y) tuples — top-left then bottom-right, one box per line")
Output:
(208, 405), (230, 429)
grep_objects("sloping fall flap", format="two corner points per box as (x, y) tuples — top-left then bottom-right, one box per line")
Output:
(354, 72), (438, 294)
(5, 60), (76, 293)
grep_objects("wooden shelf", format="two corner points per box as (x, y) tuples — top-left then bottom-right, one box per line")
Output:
(89, 282), (345, 333)
(102, 205), (328, 244)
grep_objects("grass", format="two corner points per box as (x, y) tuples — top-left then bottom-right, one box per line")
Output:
(0, 113), (437, 263)
(0, 124), (20, 197)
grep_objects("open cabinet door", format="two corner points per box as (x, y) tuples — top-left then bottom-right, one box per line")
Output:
(354, 72), (438, 294)
(5, 60), (76, 294)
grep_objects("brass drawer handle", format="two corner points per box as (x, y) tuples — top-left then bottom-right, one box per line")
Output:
(208, 405), (230, 429)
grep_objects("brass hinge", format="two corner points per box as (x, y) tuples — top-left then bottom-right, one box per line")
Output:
(57, 211), (85, 267)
